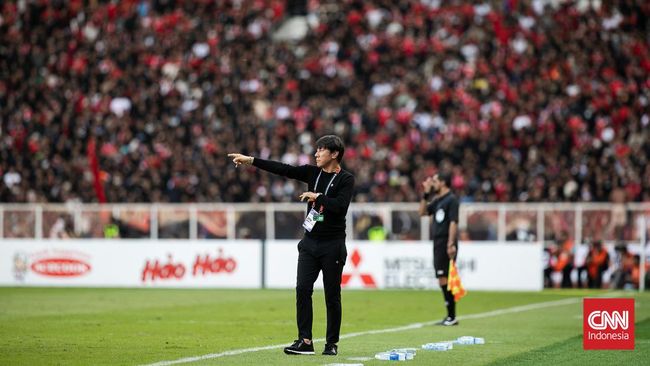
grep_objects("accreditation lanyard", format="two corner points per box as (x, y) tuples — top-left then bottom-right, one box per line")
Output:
(312, 167), (340, 214)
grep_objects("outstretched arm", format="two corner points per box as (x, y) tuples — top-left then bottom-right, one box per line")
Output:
(228, 153), (312, 183)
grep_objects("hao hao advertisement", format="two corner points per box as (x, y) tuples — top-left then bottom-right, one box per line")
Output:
(0, 240), (261, 288)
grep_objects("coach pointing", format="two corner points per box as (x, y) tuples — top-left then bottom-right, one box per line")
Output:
(228, 135), (355, 356)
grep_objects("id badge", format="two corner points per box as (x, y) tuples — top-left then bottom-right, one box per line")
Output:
(302, 208), (320, 232)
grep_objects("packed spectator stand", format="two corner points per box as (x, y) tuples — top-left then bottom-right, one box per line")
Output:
(1, 0), (649, 206)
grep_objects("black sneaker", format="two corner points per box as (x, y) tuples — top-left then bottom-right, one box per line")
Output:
(283, 339), (315, 355)
(322, 343), (338, 356)
(436, 317), (459, 326)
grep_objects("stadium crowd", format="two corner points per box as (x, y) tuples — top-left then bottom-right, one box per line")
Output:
(1, 0), (649, 204)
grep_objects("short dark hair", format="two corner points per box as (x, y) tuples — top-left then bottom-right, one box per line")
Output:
(316, 135), (345, 162)
(437, 171), (452, 188)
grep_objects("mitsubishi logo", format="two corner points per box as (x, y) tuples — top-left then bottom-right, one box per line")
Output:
(341, 249), (376, 288)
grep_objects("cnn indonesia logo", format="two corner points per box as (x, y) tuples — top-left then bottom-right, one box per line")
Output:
(583, 298), (634, 350)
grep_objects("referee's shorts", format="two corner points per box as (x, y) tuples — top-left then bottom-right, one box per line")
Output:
(433, 238), (457, 278)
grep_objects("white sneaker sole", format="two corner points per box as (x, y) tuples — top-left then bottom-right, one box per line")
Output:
(284, 349), (315, 355)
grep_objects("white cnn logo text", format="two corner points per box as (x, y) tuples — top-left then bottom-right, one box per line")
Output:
(587, 311), (629, 330)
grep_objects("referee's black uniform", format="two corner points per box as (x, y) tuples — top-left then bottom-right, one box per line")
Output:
(427, 191), (460, 277)
(426, 190), (460, 323)
(252, 158), (355, 346)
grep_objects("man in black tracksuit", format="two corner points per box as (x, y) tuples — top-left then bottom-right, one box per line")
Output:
(419, 171), (460, 326)
(229, 135), (354, 356)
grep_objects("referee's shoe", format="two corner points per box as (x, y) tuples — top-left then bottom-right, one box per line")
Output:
(436, 316), (459, 326)
(283, 339), (315, 355)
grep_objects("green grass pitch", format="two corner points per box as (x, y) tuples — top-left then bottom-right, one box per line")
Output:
(0, 288), (647, 365)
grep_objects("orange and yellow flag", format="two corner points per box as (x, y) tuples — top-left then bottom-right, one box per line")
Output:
(448, 259), (467, 301)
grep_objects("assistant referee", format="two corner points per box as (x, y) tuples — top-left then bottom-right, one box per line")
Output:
(419, 171), (460, 326)
(229, 135), (354, 356)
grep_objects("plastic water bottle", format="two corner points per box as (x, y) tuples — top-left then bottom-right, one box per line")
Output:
(390, 348), (416, 360)
(374, 352), (392, 360)
(440, 340), (456, 348)
(457, 336), (475, 345)
(474, 337), (485, 344)
(375, 352), (391, 360)
(375, 351), (406, 360)
(421, 342), (450, 351)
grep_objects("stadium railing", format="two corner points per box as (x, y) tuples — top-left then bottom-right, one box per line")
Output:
(1, 202), (648, 246)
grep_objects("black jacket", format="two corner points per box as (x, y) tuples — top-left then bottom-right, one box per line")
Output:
(253, 158), (355, 240)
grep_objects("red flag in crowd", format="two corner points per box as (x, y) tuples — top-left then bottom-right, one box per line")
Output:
(87, 138), (107, 203)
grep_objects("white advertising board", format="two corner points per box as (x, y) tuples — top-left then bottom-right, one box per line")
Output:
(265, 241), (543, 291)
(1, 240), (542, 290)
(0, 240), (262, 288)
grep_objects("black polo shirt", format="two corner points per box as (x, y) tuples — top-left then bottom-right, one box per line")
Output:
(426, 191), (459, 243)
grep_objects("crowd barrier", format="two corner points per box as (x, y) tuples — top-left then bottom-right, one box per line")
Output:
(1, 203), (648, 246)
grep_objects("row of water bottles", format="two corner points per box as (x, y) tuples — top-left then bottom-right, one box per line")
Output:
(421, 341), (454, 351)
(421, 336), (485, 352)
(374, 348), (417, 361)
(457, 336), (485, 345)
(375, 336), (485, 360)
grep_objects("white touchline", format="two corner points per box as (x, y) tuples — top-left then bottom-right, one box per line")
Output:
(141, 296), (596, 366)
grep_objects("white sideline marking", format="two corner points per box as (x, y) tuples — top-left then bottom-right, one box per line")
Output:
(141, 297), (582, 366)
